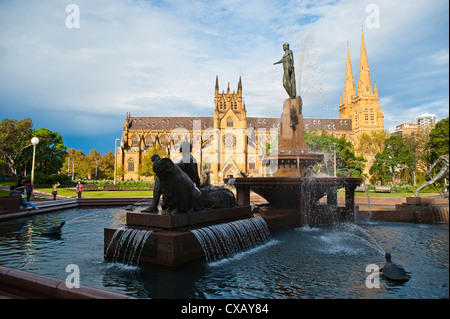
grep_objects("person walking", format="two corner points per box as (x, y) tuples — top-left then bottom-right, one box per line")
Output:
(52, 181), (60, 200)
(76, 181), (83, 199)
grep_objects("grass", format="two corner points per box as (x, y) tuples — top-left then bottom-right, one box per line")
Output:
(36, 188), (153, 198)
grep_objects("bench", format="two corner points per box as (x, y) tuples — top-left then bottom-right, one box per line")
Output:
(355, 185), (367, 192)
(80, 184), (98, 191)
(375, 186), (392, 193)
(103, 184), (120, 191)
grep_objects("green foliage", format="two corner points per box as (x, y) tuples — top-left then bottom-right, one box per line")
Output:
(425, 117), (449, 165)
(370, 134), (414, 184)
(0, 118), (34, 174)
(22, 128), (67, 175)
(33, 172), (72, 187)
(61, 148), (114, 180)
(138, 144), (169, 177)
(305, 129), (366, 177)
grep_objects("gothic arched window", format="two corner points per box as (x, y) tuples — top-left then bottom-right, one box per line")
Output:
(128, 158), (135, 172)
(227, 117), (234, 128)
(131, 135), (139, 147)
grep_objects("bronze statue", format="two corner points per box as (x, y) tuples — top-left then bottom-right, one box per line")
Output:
(153, 157), (204, 214)
(274, 43), (297, 99)
(414, 154), (449, 197)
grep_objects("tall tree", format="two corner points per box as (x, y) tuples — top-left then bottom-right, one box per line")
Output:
(21, 128), (68, 176)
(98, 151), (115, 180)
(305, 129), (366, 177)
(0, 118), (33, 175)
(425, 117), (449, 166)
(370, 134), (414, 184)
(138, 144), (169, 177)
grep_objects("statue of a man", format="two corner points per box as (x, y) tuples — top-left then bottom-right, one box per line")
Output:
(274, 43), (296, 99)
(414, 154), (449, 197)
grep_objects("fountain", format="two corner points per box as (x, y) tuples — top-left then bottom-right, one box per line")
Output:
(389, 155), (449, 223)
(234, 43), (362, 230)
(104, 43), (362, 267)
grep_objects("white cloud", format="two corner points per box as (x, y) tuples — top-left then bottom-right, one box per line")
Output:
(0, 0), (448, 154)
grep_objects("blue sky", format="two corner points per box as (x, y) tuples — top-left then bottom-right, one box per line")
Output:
(0, 0), (448, 155)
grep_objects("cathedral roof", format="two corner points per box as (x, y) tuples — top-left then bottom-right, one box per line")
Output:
(127, 116), (214, 130)
(126, 115), (351, 132)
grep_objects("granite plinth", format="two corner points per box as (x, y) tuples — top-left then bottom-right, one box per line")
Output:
(279, 98), (306, 151)
(104, 228), (204, 266)
(390, 196), (449, 223)
(126, 206), (252, 229)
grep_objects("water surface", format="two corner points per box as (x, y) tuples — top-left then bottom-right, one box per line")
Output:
(0, 207), (448, 299)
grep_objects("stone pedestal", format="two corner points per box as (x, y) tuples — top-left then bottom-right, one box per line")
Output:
(104, 206), (253, 266)
(393, 196), (449, 223)
(279, 98), (306, 152)
(268, 98), (324, 177)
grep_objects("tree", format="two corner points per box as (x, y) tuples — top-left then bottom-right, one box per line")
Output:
(98, 151), (114, 179)
(88, 149), (101, 179)
(138, 144), (169, 177)
(403, 125), (431, 185)
(22, 128), (68, 176)
(61, 148), (88, 180)
(370, 134), (414, 184)
(0, 118), (33, 175)
(425, 117), (449, 166)
(355, 130), (389, 162)
(305, 129), (366, 177)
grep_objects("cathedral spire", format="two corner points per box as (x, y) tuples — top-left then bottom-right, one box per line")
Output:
(237, 76), (242, 95)
(357, 28), (373, 96)
(215, 75), (219, 95)
(343, 41), (356, 105)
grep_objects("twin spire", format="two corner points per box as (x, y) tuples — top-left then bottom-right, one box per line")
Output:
(215, 75), (242, 95)
(341, 29), (378, 106)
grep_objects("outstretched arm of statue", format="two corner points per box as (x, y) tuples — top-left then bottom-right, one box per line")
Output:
(273, 59), (282, 65)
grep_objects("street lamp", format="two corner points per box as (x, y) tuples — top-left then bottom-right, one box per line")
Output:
(30, 137), (39, 185)
(114, 138), (120, 185)
(333, 143), (337, 177)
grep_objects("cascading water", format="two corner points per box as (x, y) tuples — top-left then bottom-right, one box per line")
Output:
(104, 227), (153, 265)
(190, 217), (271, 263)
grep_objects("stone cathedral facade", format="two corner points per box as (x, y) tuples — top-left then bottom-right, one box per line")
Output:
(338, 30), (384, 139)
(117, 31), (384, 182)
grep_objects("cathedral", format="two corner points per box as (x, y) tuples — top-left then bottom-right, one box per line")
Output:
(117, 30), (384, 182)
(338, 30), (384, 139)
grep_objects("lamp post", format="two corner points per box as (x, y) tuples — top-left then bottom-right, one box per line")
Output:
(114, 138), (120, 185)
(30, 137), (39, 185)
(333, 143), (337, 177)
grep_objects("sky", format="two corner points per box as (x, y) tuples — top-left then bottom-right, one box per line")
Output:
(0, 0), (448, 155)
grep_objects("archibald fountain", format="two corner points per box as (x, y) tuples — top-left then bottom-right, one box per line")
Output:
(234, 42), (363, 229)
(104, 43), (363, 266)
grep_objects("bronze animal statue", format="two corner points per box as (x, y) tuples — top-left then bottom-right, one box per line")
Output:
(153, 157), (204, 214)
(381, 253), (410, 282)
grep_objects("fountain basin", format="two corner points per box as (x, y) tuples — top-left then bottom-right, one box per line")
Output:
(104, 206), (254, 266)
(234, 176), (362, 207)
(104, 227), (203, 266)
(126, 206), (252, 229)
(234, 176), (363, 227)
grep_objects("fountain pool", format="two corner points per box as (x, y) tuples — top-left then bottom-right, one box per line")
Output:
(0, 207), (448, 299)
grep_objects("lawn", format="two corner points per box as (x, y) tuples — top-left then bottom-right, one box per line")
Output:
(36, 188), (153, 198)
